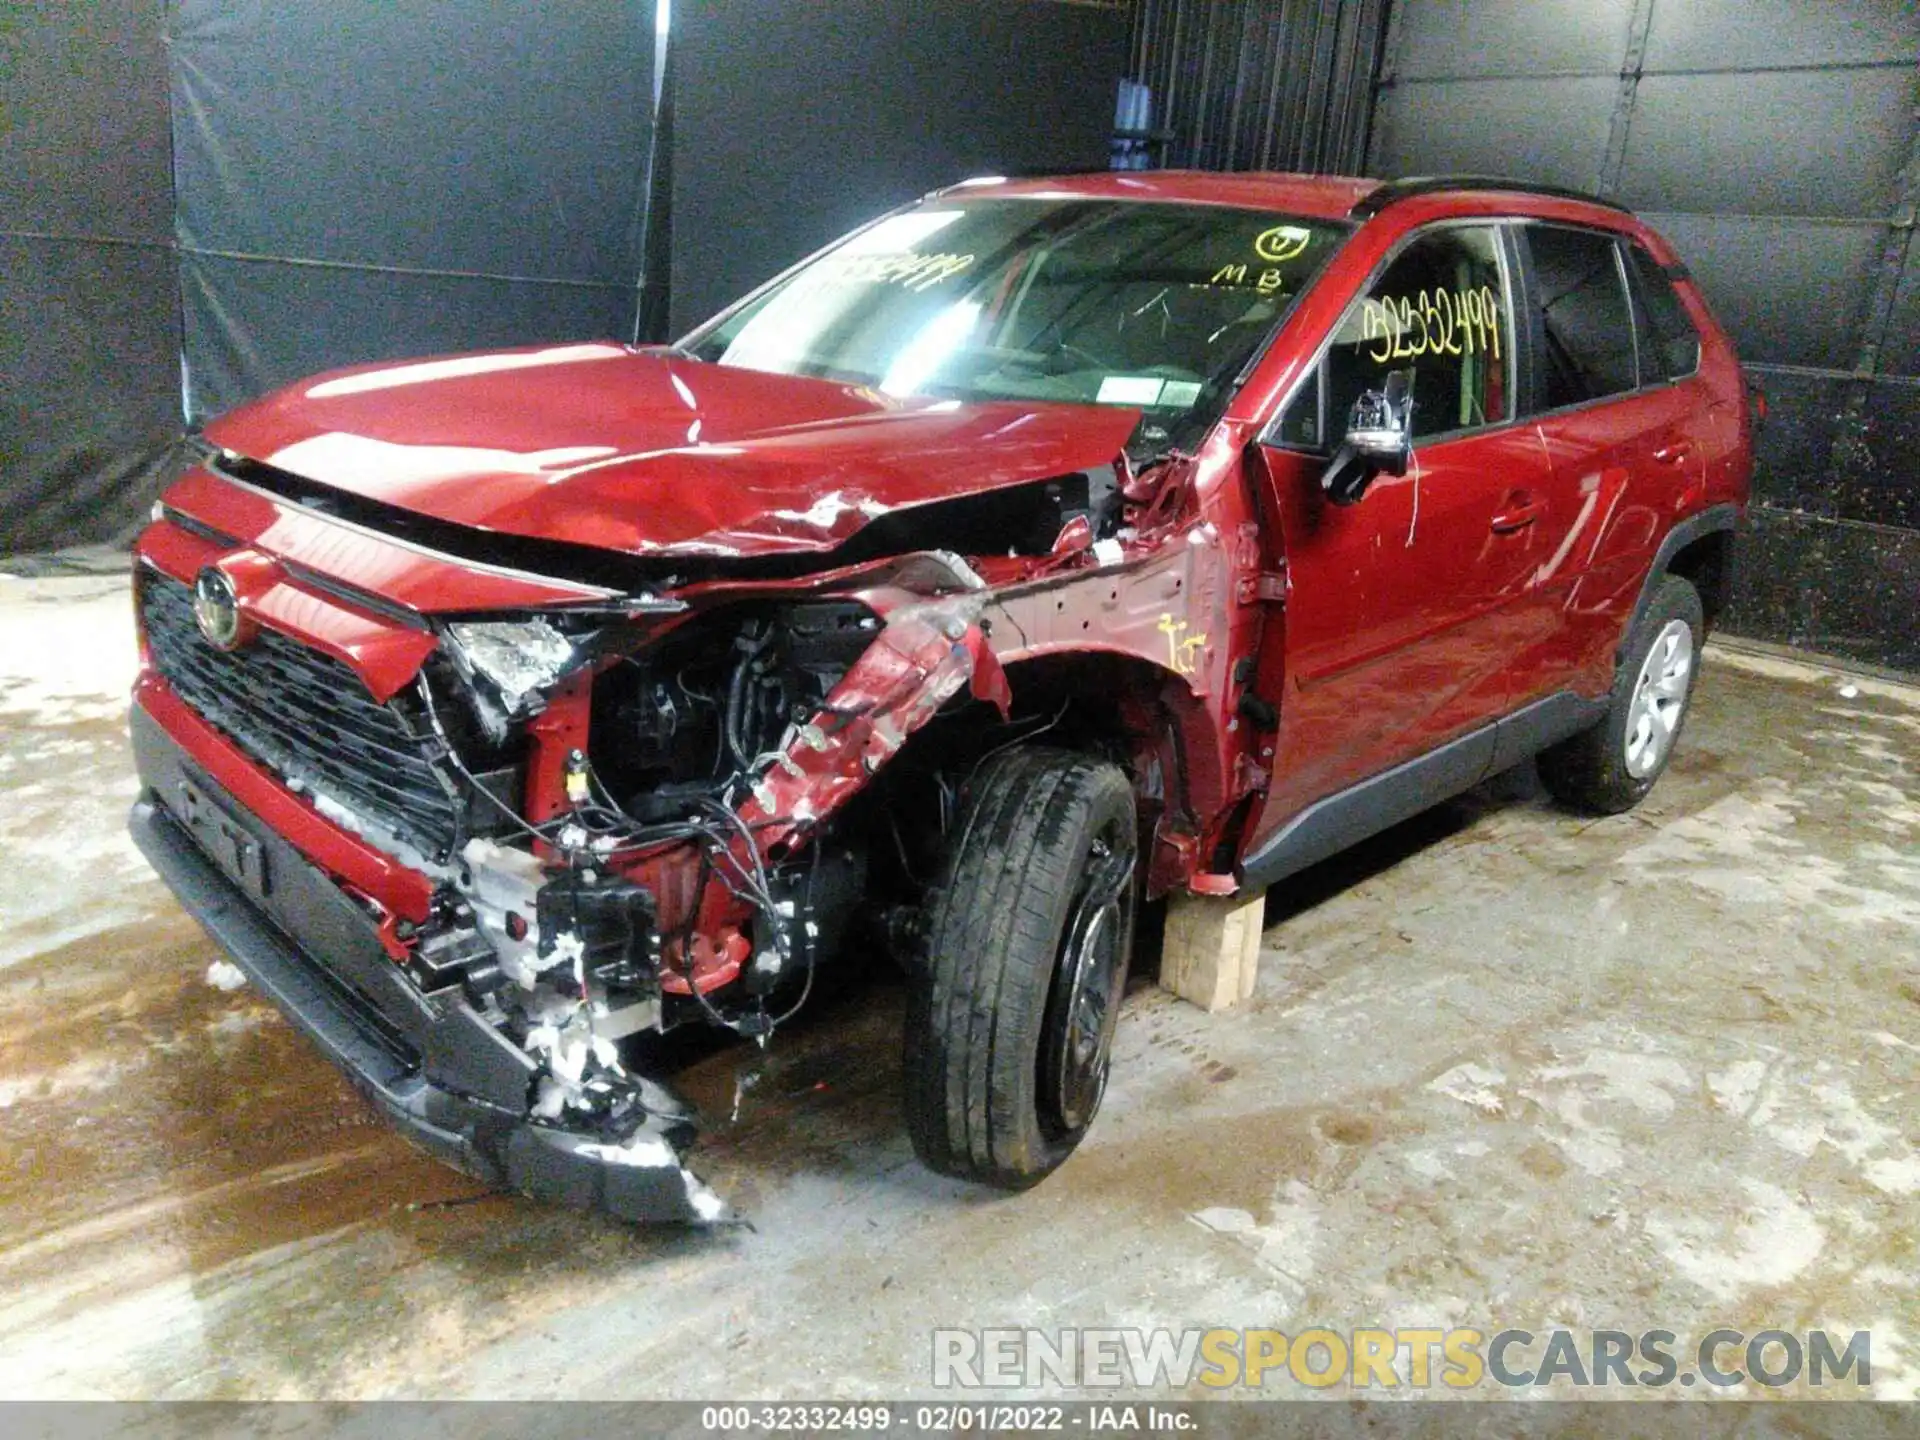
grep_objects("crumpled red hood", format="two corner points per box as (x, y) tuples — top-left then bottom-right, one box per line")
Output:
(203, 342), (1140, 558)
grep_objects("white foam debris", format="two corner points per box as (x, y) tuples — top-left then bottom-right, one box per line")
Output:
(311, 791), (447, 878)
(531, 1076), (569, 1120)
(575, 1134), (679, 1169)
(1839, 682), (1861, 699)
(204, 960), (247, 992)
(526, 1014), (599, 1085)
(685, 1175), (728, 1221)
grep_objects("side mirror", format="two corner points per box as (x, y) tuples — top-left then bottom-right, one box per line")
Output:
(1323, 369), (1413, 505)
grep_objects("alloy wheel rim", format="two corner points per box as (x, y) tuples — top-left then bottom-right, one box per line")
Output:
(1624, 619), (1694, 779)
(1040, 832), (1134, 1136)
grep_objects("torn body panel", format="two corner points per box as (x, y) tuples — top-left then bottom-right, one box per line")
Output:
(130, 428), (1258, 1224)
(198, 348), (1143, 561)
(126, 700), (727, 1226)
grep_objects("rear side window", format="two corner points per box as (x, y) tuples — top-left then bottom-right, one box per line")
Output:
(1525, 225), (1637, 408)
(1626, 244), (1701, 381)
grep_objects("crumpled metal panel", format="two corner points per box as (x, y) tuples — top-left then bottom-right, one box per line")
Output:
(202, 348), (1141, 559)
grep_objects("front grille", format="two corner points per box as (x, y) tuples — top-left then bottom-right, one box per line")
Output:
(141, 571), (461, 863)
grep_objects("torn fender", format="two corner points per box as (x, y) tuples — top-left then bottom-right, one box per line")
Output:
(735, 583), (1008, 851)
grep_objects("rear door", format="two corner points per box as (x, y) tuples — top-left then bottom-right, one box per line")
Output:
(1624, 238), (1722, 511)
(1248, 220), (1552, 826)
(1517, 223), (1711, 699)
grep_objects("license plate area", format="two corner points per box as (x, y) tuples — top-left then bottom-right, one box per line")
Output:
(176, 775), (271, 900)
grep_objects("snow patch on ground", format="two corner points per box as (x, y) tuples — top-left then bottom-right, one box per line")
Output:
(1188, 1182), (1320, 1313)
(0, 578), (140, 724)
(1426, 1063), (1506, 1116)
(1644, 1177), (1825, 1303)
(1619, 779), (1920, 927)
(1863, 1155), (1920, 1195)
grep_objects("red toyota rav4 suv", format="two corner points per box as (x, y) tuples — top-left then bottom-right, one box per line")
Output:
(129, 174), (1749, 1222)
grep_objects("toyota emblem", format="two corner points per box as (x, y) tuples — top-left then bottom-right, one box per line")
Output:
(192, 566), (245, 650)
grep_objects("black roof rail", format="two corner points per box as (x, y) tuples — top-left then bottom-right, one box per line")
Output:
(1351, 175), (1634, 220)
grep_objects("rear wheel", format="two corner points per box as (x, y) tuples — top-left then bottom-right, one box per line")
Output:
(903, 747), (1136, 1188)
(1539, 574), (1703, 814)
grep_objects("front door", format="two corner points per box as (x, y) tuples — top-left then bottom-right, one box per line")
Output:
(1247, 221), (1552, 839)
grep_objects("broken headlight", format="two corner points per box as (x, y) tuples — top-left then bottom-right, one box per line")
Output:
(443, 617), (591, 740)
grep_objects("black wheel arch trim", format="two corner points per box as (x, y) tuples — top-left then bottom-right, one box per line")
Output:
(1622, 502), (1743, 656)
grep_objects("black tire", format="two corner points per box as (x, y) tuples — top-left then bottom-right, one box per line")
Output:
(903, 746), (1137, 1189)
(1538, 574), (1705, 814)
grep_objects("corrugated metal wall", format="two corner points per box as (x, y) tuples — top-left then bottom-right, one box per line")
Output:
(669, 0), (1130, 334)
(1368, 0), (1920, 673)
(1134, 0), (1919, 673)
(1129, 0), (1391, 175)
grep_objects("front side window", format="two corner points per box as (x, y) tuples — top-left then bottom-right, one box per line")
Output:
(1526, 225), (1639, 408)
(681, 198), (1348, 459)
(1278, 223), (1513, 448)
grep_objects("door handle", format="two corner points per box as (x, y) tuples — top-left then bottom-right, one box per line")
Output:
(1652, 441), (1694, 466)
(1490, 492), (1543, 533)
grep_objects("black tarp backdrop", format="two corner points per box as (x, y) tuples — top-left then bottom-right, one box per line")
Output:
(3, 0), (1128, 555)
(1364, 0), (1920, 672)
(2, 0), (655, 554)
(167, 0), (656, 422)
(1, 0), (182, 554)
(666, 0), (1132, 335)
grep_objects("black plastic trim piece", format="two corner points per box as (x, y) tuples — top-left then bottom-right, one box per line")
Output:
(130, 791), (503, 1182)
(1237, 689), (1609, 891)
(1621, 502), (1742, 656)
(1239, 720), (1495, 890)
(1353, 175), (1634, 221)
(128, 705), (713, 1223)
(1488, 690), (1612, 775)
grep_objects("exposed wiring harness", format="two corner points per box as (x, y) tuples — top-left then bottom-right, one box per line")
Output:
(412, 672), (813, 1044)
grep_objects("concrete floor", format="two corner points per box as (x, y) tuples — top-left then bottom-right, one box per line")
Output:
(1, 569), (1916, 1402)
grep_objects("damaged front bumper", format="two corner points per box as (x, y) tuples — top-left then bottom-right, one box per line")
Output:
(128, 704), (726, 1225)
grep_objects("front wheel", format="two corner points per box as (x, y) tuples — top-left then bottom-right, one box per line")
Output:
(903, 747), (1137, 1189)
(1538, 574), (1704, 814)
